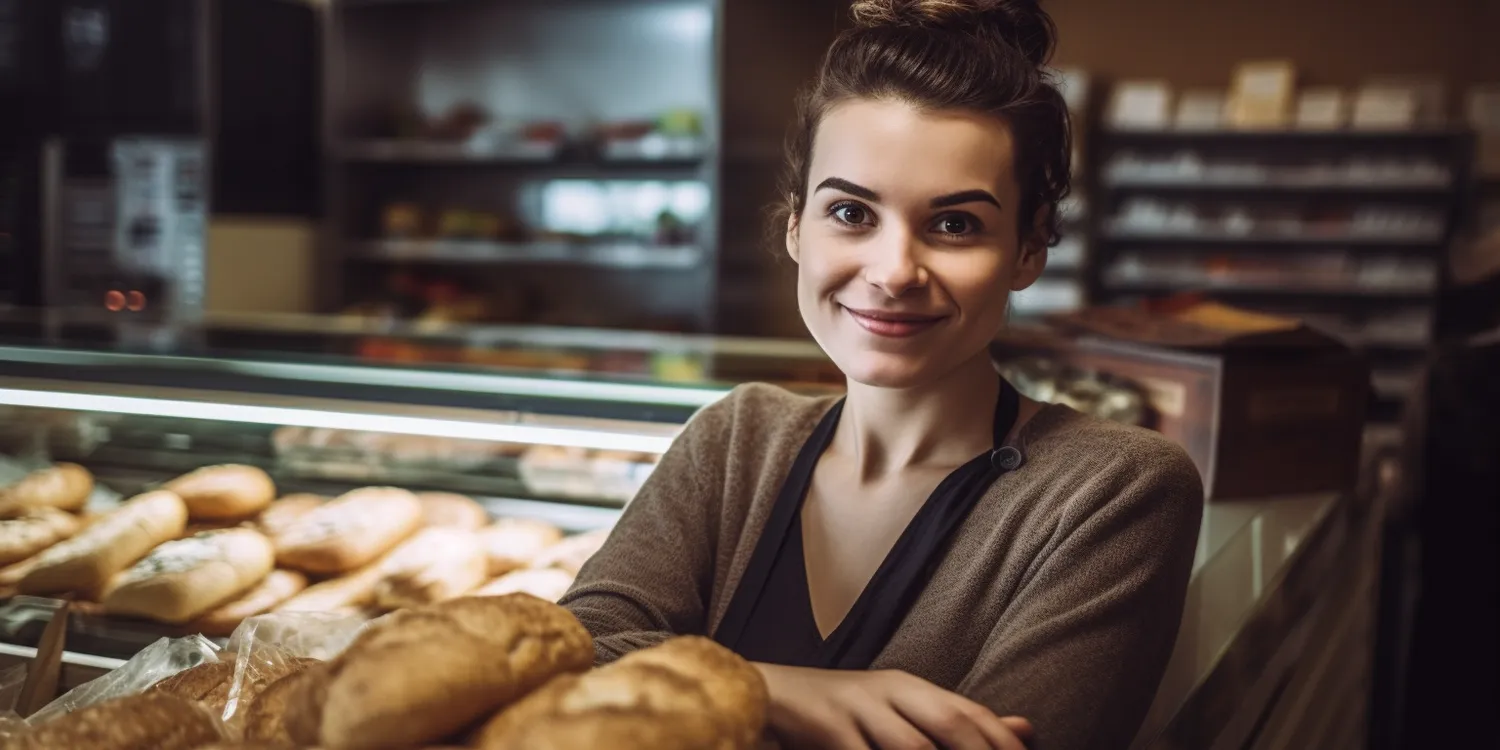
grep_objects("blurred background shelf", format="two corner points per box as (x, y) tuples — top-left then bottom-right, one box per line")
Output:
(347, 239), (706, 270)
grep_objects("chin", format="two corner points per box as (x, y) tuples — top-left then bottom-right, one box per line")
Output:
(826, 348), (935, 390)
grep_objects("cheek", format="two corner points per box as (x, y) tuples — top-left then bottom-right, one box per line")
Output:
(795, 234), (861, 294)
(936, 252), (1012, 310)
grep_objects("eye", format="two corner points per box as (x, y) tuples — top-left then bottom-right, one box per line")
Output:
(932, 213), (981, 237)
(829, 201), (873, 227)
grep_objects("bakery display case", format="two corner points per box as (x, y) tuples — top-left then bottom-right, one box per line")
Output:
(0, 344), (743, 667)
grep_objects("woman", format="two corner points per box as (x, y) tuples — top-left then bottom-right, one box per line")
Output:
(561, 2), (1204, 748)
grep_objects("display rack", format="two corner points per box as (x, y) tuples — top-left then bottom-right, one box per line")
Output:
(1086, 128), (1471, 422)
(321, 0), (723, 332)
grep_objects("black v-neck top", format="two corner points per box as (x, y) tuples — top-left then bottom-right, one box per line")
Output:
(716, 379), (1023, 670)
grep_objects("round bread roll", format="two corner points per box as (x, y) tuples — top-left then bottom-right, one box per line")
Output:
(103, 528), (277, 624)
(529, 528), (610, 576)
(474, 636), (768, 750)
(416, 492), (489, 530)
(0, 462), (93, 516)
(19, 490), (189, 597)
(256, 494), (326, 538)
(274, 487), (424, 575)
(165, 464), (277, 521)
(478, 518), (564, 576)
(474, 567), (575, 603)
(0, 508), (81, 566)
(283, 595), (594, 749)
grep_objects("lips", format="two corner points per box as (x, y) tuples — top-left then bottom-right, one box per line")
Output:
(841, 306), (947, 338)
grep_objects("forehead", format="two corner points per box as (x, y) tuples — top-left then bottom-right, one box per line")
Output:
(809, 99), (1017, 199)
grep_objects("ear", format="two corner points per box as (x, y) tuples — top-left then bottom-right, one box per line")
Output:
(1010, 205), (1051, 292)
(785, 210), (801, 264)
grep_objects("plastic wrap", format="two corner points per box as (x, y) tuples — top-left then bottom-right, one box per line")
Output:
(26, 634), (221, 725)
(0, 662), (27, 737)
(220, 611), (368, 728)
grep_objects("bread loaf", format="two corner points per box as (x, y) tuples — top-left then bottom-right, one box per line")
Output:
(11, 690), (225, 750)
(474, 568), (575, 603)
(164, 464), (276, 521)
(529, 528), (609, 575)
(186, 569), (309, 636)
(478, 518), (563, 576)
(18, 490), (188, 597)
(475, 636), (769, 750)
(0, 508), (81, 566)
(148, 660), (237, 717)
(102, 528), (275, 624)
(418, 492), (490, 530)
(0, 462), (93, 517)
(274, 487), (423, 574)
(373, 528), (489, 610)
(244, 662), (325, 744)
(257, 494), (326, 538)
(284, 594), (593, 749)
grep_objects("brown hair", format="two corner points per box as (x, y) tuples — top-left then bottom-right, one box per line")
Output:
(775, 0), (1071, 249)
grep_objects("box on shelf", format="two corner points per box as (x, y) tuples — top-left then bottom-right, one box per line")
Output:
(1227, 60), (1297, 130)
(993, 303), (1370, 500)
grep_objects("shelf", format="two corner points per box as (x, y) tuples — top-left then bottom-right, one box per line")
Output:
(1100, 277), (1437, 299)
(1101, 178), (1453, 197)
(1101, 227), (1446, 247)
(337, 138), (708, 167)
(348, 239), (706, 270)
(1099, 128), (1466, 147)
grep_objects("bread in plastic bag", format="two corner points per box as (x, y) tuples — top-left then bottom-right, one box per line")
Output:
(219, 610), (368, 730)
(25, 634), (220, 725)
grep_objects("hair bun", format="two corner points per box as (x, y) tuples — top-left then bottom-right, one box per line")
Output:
(849, 0), (1055, 66)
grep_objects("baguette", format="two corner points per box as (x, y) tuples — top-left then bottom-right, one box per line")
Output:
(284, 594), (594, 749)
(187, 569), (309, 636)
(102, 528), (276, 624)
(0, 508), (81, 566)
(274, 561), (388, 614)
(0, 462), (93, 517)
(164, 464), (276, 521)
(529, 528), (609, 575)
(473, 567), (575, 603)
(475, 636), (769, 750)
(274, 487), (423, 574)
(10, 691), (225, 750)
(372, 528), (489, 610)
(417, 492), (490, 530)
(477, 518), (563, 576)
(18, 490), (188, 597)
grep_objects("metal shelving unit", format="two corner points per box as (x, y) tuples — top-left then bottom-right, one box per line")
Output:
(1087, 128), (1472, 422)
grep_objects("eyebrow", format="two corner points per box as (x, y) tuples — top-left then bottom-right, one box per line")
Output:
(814, 177), (1002, 210)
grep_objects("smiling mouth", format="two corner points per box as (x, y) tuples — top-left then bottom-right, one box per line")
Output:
(841, 306), (947, 338)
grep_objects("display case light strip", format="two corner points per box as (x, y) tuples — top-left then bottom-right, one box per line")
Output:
(0, 388), (677, 454)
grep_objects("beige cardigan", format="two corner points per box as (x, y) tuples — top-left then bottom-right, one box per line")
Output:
(561, 383), (1204, 750)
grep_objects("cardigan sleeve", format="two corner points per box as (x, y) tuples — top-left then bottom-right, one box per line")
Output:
(558, 387), (739, 664)
(955, 433), (1204, 750)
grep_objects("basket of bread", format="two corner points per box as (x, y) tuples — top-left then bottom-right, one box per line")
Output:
(3, 596), (768, 749)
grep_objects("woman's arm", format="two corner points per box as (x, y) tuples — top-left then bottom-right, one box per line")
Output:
(957, 440), (1204, 750)
(559, 391), (736, 663)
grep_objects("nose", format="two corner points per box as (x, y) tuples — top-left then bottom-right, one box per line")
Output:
(863, 225), (927, 298)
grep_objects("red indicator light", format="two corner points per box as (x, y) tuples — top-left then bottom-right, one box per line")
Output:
(104, 290), (126, 312)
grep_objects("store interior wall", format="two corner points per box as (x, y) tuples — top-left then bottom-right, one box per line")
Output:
(203, 0), (1499, 321)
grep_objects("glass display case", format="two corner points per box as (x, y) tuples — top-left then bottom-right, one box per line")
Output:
(0, 343), (763, 668)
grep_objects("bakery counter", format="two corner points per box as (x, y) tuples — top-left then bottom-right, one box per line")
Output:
(1132, 489), (1380, 750)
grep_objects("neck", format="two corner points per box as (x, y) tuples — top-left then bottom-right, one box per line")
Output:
(836, 352), (1002, 480)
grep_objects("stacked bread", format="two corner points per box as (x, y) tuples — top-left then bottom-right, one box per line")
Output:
(1, 462), (612, 635)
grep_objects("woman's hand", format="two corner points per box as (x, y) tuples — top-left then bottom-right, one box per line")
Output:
(757, 664), (1033, 750)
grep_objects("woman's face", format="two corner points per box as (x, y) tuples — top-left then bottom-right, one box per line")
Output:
(789, 98), (1046, 390)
